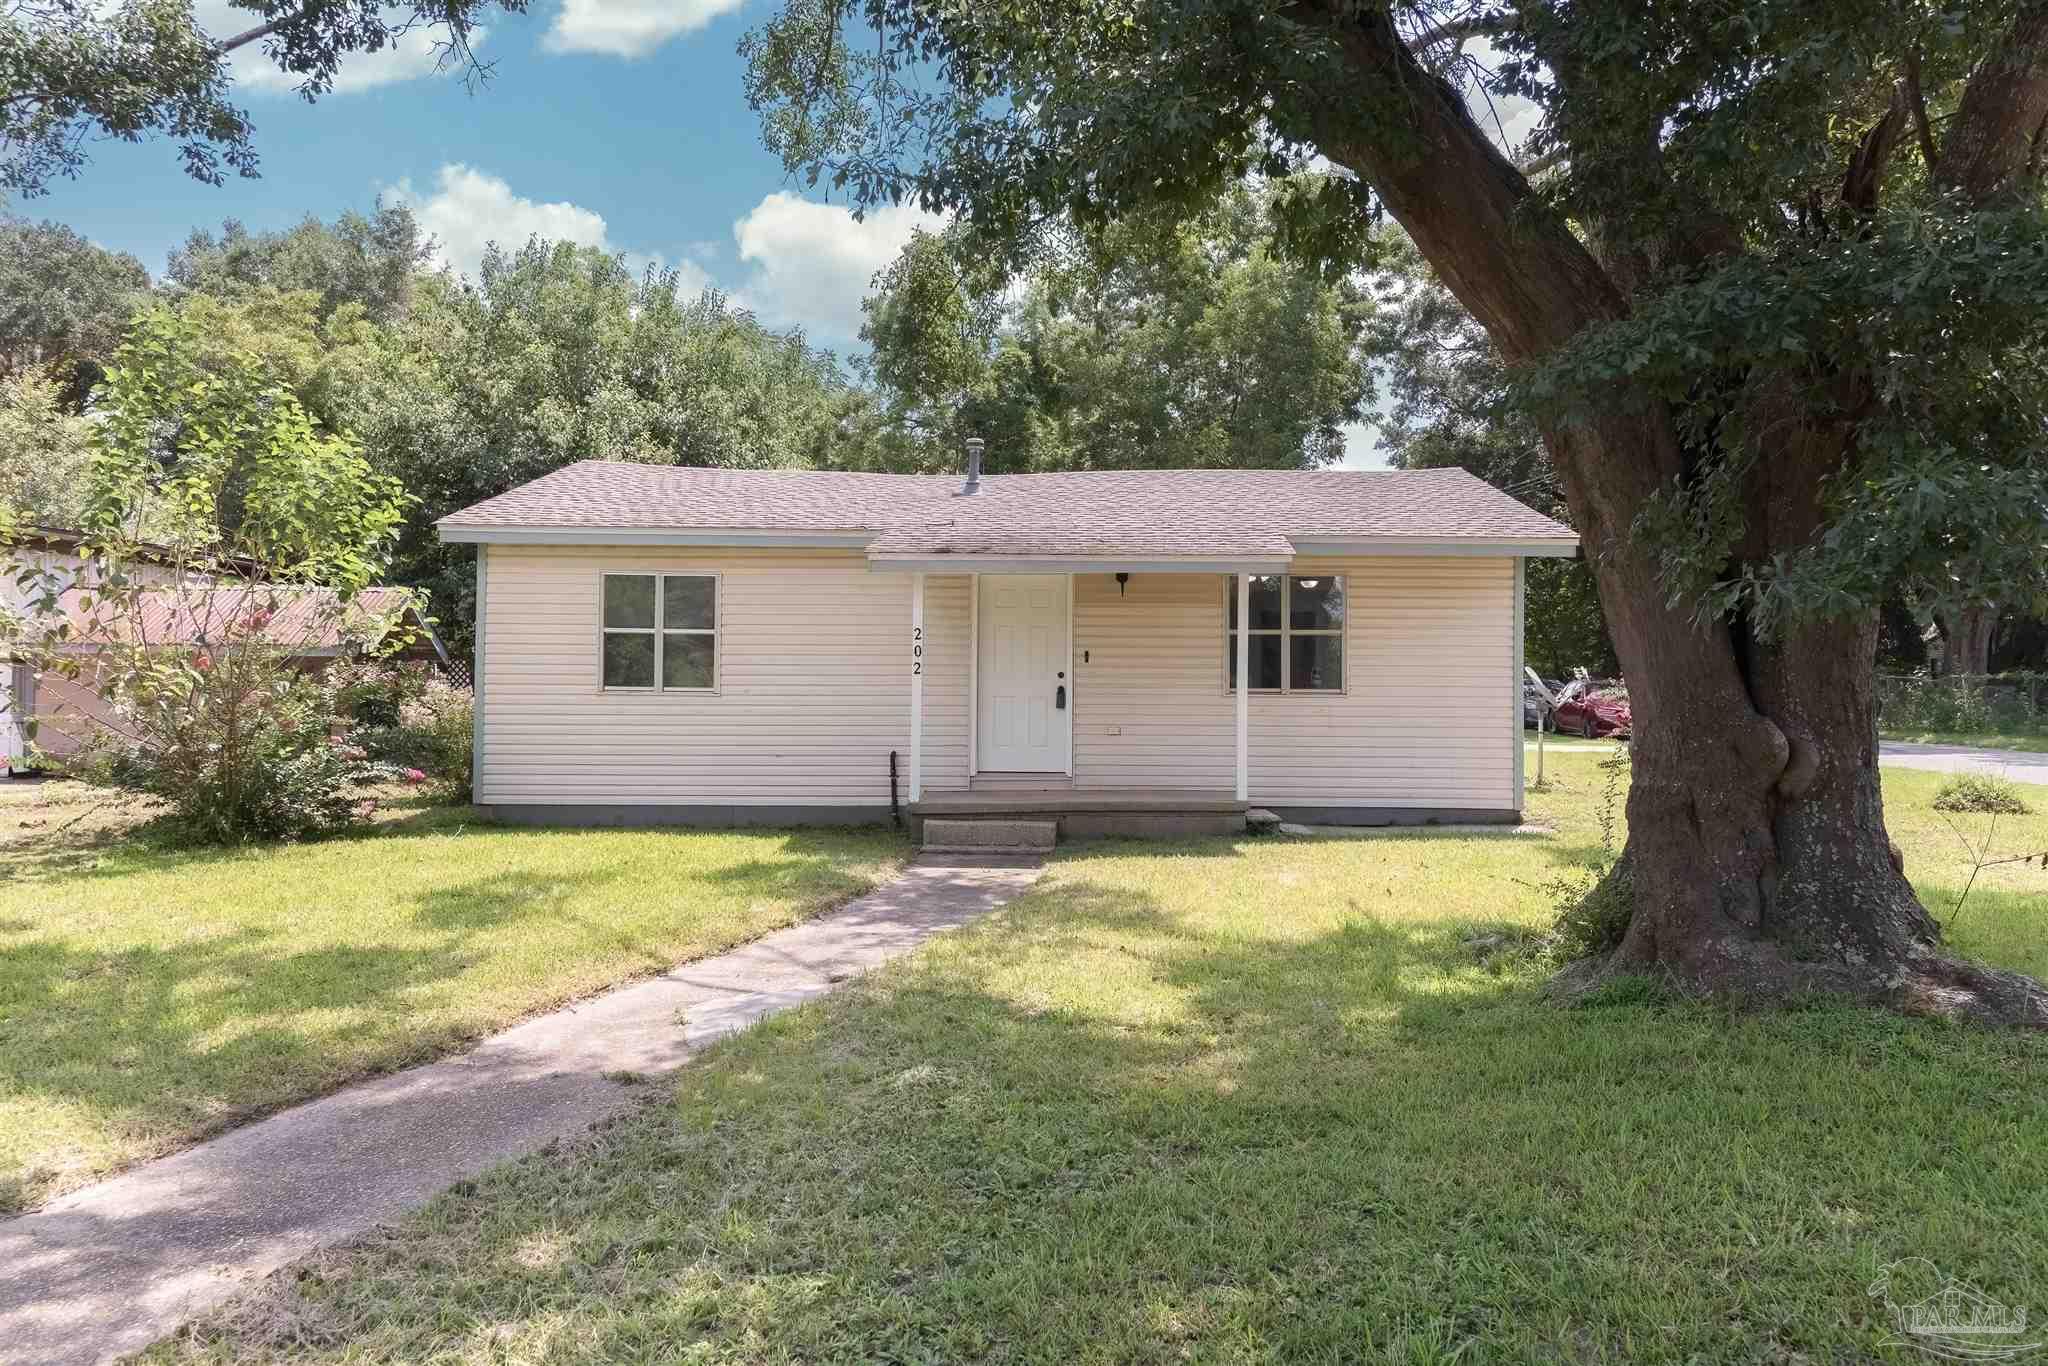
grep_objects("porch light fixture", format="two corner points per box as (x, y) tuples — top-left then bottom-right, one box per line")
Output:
(1115, 572), (1129, 596)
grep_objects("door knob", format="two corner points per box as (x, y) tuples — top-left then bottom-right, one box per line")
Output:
(1055, 684), (1067, 710)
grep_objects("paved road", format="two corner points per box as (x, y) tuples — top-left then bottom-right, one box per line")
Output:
(1528, 738), (2047, 785)
(0, 854), (1046, 1366)
(1879, 740), (2048, 785)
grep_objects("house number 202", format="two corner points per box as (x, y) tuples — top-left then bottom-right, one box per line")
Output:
(911, 625), (923, 676)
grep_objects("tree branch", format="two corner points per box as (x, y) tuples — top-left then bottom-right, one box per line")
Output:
(1904, 50), (1939, 175)
(216, 4), (320, 56)
(1407, 12), (1517, 54)
(1842, 84), (1909, 216)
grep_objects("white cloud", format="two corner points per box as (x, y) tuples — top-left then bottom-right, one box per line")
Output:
(196, 3), (483, 95)
(543, 0), (746, 57)
(378, 167), (931, 346)
(386, 165), (613, 282)
(731, 193), (946, 342)
(385, 164), (721, 301)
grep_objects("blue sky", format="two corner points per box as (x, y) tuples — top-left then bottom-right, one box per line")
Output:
(30, 1), (1424, 465)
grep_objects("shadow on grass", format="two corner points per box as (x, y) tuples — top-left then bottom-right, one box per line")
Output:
(4, 796), (909, 889)
(166, 871), (2048, 1363)
(0, 829), (905, 1211)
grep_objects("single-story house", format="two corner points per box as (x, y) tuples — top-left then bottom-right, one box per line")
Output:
(441, 455), (1577, 837)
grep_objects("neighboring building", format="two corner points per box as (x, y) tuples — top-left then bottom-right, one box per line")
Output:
(0, 529), (146, 774)
(441, 458), (1577, 836)
(2, 528), (439, 772)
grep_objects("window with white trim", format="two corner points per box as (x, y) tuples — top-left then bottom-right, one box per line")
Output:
(1226, 574), (1344, 692)
(601, 573), (717, 690)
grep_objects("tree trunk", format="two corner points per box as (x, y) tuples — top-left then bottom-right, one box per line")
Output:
(1303, 6), (2048, 1025)
(1939, 603), (1999, 677)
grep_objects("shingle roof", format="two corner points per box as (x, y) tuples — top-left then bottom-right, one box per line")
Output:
(438, 461), (1575, 558)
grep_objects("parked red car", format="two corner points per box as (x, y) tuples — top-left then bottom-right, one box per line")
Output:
(1552, 679), (1632, 739)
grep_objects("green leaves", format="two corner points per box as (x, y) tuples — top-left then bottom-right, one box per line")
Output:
(80, 304), (408, 592)
(1528, 203), (2048, 634)
(0, 0), (255, 197)
(859, 179), (1371, 470)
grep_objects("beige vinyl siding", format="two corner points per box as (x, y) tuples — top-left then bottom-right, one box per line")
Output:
(1252, 556), (1515, 807)
(479, 549), (1514, 811)
(1069, 557), (1515, 809)
(481, 546), (915, 805)
(1072, 572), (1234, 789)
(920, 574), (972, 792)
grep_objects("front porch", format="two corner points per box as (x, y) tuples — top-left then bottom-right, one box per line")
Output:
(889, 557), (1529, 835)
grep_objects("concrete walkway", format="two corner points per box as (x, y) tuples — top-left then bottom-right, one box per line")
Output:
(0, 853), (1044, 1366)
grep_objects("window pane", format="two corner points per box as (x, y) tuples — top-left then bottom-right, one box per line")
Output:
(662, 632), (714, 689)
(603, 575), (656, 629)
(1290, 634), (1343, 690)
(1227, 575), (1284, 630)
(663, 575), (715, 631)
(603, 631), (656, 687)
(1289, 576), (1345, 630)
(1227, 633), (1284, 690)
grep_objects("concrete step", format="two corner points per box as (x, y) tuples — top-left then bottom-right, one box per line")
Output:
(922, 818), (1057, 853)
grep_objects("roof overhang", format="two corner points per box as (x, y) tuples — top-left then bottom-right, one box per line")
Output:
(437, 525), (875, 548)
(865, 555), (1294, 574)
(1288, 535), (1579, 558)
(436, 527), (1577, 560)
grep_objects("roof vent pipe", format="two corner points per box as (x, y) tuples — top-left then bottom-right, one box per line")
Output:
(961, 437), (985, 496)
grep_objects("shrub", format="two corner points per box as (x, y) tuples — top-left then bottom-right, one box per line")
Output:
(349, 669), (473, 803)
(75, 658), (397, 843)
(1932, 773), (2033, 815)
(331, 658), (438, 728)
(1553, 859), (1636, 958)
(1538, 745), (1635, 960)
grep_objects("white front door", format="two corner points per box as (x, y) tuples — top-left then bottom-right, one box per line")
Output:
(977, 575), (1070, 773)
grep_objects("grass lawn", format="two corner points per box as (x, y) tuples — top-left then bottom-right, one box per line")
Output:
(1880, 729), (2048, 753)
(0, 781), (907, 1212)
(155, 754), (2048, 1364)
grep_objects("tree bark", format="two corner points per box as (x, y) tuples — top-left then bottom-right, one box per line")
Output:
(1299, 5), (2048, 1024)
(1939, 603), (2000, 677)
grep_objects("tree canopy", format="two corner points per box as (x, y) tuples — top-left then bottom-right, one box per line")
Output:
(862, 182), (1371, 472)
(313, 237), (876, 646)
(0, 216), (152, 400)
(165, 203), (436, 324)
(0, 0), (509, 196)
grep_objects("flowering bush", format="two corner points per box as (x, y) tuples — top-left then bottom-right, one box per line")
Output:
(5, 309), (416, 845)
(79, 659), (399, 843)
(346, 667), (473, 803)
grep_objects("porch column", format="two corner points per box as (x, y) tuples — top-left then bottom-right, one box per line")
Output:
(1235, 571), (1249, 801)
(909, 571), (926, 802)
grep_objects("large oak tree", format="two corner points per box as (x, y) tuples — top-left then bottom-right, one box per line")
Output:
(11, 0), (2048, 1020)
